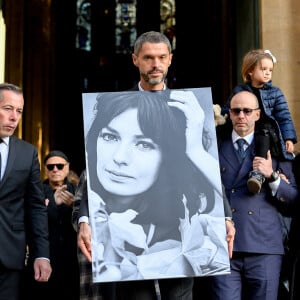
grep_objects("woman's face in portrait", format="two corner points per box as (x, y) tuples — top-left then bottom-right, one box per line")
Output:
(96, 108), (162, 197)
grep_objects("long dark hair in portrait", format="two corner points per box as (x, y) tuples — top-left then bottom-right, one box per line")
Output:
(85, 91), (215, 242)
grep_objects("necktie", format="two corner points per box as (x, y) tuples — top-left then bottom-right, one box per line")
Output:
(236, 138), (246, 159)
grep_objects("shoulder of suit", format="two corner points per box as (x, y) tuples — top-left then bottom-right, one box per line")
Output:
(10, 136), (37, 151)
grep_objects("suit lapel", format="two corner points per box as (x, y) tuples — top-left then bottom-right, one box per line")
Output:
(0, 136), (18, 184)
(220, 139), (255, 186)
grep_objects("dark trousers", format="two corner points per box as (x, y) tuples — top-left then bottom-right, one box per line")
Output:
(210, 253), (282, 300)
(114, 278), (193, 300)
(78, 249), (193, 300)
(255, 129), (270, 158)
(0, 264), (21, 300)
(255, 119), (283, 159)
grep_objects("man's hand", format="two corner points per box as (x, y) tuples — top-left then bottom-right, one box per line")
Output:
(54, 185), (74, 207)
(33, 258), (52, 282)
(78, 222), (92, 262)
(225, 220), (235, 259)
(253, 150), (273, 178)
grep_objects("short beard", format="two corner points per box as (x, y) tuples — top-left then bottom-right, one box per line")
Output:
(148, 77), (165, 85)
(141, 73), (166, 86)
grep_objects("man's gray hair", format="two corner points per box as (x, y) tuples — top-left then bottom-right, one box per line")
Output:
(133, 31), (172, 55)
(0, 83), (23, 101)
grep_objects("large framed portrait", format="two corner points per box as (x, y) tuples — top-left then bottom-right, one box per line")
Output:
(82, 88), (230, 283)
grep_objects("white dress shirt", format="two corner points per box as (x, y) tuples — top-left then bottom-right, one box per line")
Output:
(0, 136), (9, 180)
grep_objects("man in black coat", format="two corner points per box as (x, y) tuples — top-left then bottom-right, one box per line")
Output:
(24, 150), (79, 300)
(0, 83), (51, 300)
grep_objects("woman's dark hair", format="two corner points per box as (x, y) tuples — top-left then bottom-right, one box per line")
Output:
(86, 91), (214, 226)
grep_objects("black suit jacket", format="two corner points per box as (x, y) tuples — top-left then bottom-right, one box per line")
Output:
(0, 136), (49, 269)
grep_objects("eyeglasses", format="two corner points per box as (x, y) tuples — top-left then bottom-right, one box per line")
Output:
(230, 108), (260, 116)
(46, 163), (67, 171)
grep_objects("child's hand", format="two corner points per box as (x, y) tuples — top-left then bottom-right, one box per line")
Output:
(285, 140), (294, 153)
(278, 172), (290, 184)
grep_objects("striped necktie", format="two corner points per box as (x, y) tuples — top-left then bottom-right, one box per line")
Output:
(236, 138), (246, 159)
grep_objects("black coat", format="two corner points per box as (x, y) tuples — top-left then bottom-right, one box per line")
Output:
(0, 136), (49, 269)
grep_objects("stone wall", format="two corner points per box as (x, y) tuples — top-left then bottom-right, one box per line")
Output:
(261, 0), (300, 151)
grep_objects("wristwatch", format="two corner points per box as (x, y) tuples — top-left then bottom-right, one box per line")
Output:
(268, 171), (279, 183)
(225, 217), (235, 226)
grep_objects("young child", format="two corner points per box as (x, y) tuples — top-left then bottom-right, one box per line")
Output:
(222, 49), (297, 194)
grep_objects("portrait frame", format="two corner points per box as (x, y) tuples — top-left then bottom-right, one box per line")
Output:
(82, 88), (230, 283)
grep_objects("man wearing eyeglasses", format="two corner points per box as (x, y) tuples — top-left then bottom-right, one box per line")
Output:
(211, 90), (299, 300)
(24, 150), (80, 300)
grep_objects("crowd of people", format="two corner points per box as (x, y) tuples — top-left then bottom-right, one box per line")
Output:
(0, 31), (299, 300)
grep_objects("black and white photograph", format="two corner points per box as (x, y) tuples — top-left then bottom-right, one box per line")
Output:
(82, 88), (230, 283)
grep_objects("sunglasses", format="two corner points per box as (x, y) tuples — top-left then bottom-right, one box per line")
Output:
(230, 108), (260, 116)
(46, 163), (67, 171)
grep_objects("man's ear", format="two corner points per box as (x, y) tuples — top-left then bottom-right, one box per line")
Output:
(169, 53), (173, 65)
(132, 54), (138, 66)
(255, 109), (261, 121)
